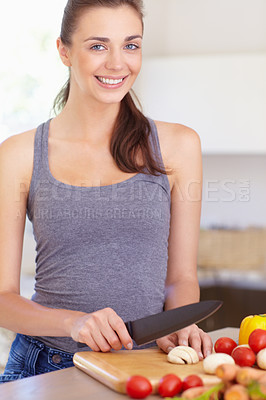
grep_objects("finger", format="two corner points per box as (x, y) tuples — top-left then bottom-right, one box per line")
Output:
(200, 331), (213, 358)
(100, 325), (123, 351)
(189, 332), (203, 360)
(91, 327), (112, 353)
(82, 333), (101, 352)
(108, 313), (133, 350)
(177, 330), (189, 347)
(156, 336), (177, 353)
(82, 313), (112, 352)
(94, 313), (123, 351)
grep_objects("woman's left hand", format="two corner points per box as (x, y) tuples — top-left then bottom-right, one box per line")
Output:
(156, 324), (213, 360)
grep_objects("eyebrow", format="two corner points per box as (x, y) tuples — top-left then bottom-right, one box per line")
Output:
(84, 35), (142, 43)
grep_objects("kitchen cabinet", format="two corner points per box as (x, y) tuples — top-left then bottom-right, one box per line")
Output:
(133, 53), (266, 154)
(199, 283), (266, 332)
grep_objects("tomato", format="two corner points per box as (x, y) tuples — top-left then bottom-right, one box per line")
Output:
(214, 337), (237, 355)
(231, 346), (256, 367)
(126, 375), (152, 399)
(248, 329), (266, 354)
(158, 374), (183, 397)
(182, 375), (203, 391)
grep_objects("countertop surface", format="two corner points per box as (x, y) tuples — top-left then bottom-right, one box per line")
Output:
(0, 328), (239, 400)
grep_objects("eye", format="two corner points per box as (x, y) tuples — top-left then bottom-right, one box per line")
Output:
(91, 44), (106, 51)
(125, 43), (140, 50)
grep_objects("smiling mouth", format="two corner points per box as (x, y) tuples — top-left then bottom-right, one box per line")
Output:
(96, 76), (127, 85)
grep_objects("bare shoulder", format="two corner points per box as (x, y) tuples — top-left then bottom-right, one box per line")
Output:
(0, 128), (36, 181)
(153, 120), (201, 169)
(0, 128), (36, 154)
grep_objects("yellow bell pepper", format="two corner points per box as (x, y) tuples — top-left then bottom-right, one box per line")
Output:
(239, 314), (266, 345)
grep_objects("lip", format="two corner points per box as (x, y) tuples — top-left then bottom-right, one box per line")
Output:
(95, 75), (129, 89)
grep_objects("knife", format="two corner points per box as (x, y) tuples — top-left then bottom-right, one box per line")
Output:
(125, 300), (222, 345)
(78, 300), (222, 348)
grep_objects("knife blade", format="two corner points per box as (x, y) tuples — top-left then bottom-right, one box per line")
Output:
(125, 300), (222, 345)
(78, 300), (222, 348)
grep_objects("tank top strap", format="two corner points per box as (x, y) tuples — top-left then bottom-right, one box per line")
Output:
(147, 118), (171, 194)
(27, 119), (51, 216)
(147, 118), (165, 171)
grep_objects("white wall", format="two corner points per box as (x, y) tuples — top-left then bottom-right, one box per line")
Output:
(201, 155), (266, 228)
(0, 0), (67, 140)
(133, 53), (266, 153)
(142, 0), (266, 56)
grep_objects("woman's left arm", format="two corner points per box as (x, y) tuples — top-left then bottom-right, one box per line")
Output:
(156, 123), (212, 359)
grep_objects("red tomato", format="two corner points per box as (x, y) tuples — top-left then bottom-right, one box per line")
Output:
(231, 346), (256, 367)
(214, 337), (237, 355)
(158, 374), (183, 397)
(182, 375), (203, 391)
(126, 375), (152, 399)
(248, 329), (266, 354)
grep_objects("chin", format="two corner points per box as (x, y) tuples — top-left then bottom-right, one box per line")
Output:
(97, 93), (128, 105)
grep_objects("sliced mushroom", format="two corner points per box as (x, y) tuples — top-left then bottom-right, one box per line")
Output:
(167, 345), (199, 365)
(167, 352), (185, 364)
(176, 345), (199, 364)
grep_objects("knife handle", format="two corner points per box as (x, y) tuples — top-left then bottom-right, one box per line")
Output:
(77, 321), (133, 349)
(124, 321), (133, 338)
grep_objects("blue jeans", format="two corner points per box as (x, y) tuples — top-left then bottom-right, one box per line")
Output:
(0, 334), (74, 384)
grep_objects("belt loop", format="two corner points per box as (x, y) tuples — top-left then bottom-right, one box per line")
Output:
(24, 340), (45, 376)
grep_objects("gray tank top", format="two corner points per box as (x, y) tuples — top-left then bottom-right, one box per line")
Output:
(27, 118), (171, 353)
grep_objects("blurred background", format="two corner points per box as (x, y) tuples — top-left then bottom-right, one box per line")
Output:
(0, 1), (266, 364)
(133, 0), (266, 331)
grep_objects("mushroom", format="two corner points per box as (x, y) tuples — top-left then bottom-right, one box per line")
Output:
(203, 353), (235, 374)
(167, 346), (199, 365)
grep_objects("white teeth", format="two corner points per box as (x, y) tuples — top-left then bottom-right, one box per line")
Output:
(97, 77), (123, 85)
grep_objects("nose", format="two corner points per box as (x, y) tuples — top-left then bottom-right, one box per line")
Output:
(105, 48), (124, 71)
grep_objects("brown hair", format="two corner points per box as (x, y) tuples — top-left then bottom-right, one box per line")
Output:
(53, 0), (172, 176)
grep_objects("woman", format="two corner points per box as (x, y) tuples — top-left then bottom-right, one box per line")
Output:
(0, 0), (212, 382)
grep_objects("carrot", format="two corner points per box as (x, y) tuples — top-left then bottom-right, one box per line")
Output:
(181, 383), (224, 399)
(236, 367), (266, 386)
(216, 363), (241, 382)
(224, 384), (249, 400)
(259, 374), (266, 385)
(247, 380), (266, 399)
(181, 386), (211, 399)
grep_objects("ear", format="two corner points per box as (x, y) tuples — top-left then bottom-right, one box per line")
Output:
(57, 37), (72, 67)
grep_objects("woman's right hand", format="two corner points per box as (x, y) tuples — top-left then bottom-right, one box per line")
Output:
(71, 307), (133, 352)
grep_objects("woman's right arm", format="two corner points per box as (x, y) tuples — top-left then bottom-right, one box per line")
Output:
(0, 132), (132, 352)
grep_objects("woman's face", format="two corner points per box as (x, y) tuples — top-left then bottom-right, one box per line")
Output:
(60, 5), (143, 106)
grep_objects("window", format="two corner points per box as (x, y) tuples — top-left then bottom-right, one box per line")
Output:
(0, 0), (67, 142)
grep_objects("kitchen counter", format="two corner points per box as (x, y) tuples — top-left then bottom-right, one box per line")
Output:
(198, 268), (266, 290)
(0, 328), (239, 400)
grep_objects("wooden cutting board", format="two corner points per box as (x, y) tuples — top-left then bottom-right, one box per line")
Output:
(73, 348), (221, 394)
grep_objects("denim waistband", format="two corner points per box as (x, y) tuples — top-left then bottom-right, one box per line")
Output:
(0, 334), (74, 384)
(22, 334), (74, 356)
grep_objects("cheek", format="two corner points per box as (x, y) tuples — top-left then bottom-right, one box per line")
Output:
(130, 56), (142, 75)
(74, 51), (99, 73)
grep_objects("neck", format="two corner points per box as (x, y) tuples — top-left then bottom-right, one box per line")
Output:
(53, 91), (122, 146)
